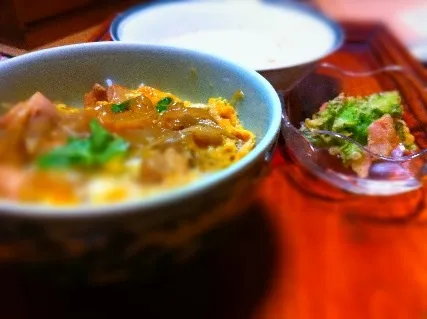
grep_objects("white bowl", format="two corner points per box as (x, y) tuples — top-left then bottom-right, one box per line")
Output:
(110, 1), (344, 85)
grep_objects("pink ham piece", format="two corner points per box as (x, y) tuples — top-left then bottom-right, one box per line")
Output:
(83, 83), (108, 108)
(367, 114), (400, 156)
(351, 114), (401, 178)
(140, 148), (189, 183)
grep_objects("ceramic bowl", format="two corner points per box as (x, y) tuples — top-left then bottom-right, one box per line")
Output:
(110, 1), (344, 90)
(0, 42), (281, 285)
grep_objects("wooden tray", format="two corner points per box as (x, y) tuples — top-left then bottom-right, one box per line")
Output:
(1, 21), (427, 319)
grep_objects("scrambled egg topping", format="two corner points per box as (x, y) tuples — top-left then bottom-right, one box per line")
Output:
(0, 84), (255, 206)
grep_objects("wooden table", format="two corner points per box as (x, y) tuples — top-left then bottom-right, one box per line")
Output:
(1, 11), (427, 319)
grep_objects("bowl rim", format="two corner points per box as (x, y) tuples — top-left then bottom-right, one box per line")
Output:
(0, 42), (282, 219)
(109, 0), (345, 72)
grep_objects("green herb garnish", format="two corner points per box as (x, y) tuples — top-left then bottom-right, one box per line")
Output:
(111, 100), (130, 113)
(156, 97), (173, 113)
(36, 119), (129, 169)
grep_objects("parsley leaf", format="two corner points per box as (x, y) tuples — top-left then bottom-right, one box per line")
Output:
(111, 100), (130, 113)
(156, 97), (173, 113)
(37, 138), (93, 169)
(36, 119), (129, 170)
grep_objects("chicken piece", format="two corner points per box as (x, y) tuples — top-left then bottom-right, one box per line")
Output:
(84, 83), (108, 108)
(107, 84), (128, 104)
(0, 92), (58, 128)
(0, 92), (60, 164)
(367, 114), (400, 156)
(140, 148), (189, 183)
(190, 126), (224, 148)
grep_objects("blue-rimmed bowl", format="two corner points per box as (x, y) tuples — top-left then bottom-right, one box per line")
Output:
(110, 1), (344, 90)
(0, 42), (281, 285)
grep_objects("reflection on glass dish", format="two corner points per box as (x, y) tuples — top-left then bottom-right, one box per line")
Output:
(281, 62), (427, 196)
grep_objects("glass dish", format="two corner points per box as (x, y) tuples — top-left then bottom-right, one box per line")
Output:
(280, 62), (427, 196)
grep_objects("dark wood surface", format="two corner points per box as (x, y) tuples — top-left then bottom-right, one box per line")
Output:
(0, 0), (149, 50)
(1, 16), (427, 319)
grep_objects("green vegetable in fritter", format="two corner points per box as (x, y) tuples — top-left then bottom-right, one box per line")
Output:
(300, 91), (417, 171)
